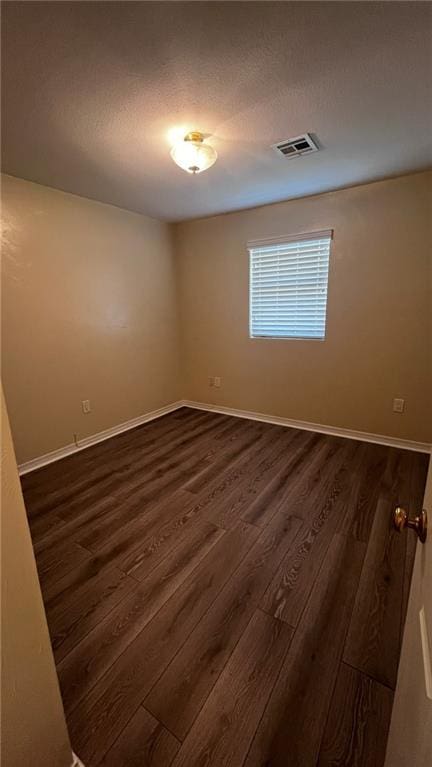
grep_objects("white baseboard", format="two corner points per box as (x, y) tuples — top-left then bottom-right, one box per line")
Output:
(182, 400), (431, 454)
(71, 753), (85, 767)
(18, 401), (184, 475)
(18, 397), (431, 475)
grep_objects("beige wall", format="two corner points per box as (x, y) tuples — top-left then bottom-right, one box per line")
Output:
(1, 387), (72, 767)
(175, 171), (432, 443)
(1, 174), (180, 464)
(2, 171), (431, 463)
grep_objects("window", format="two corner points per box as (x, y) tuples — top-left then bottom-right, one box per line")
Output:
(249, 230), (332, 340)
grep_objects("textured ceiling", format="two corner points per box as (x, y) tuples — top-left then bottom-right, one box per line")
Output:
(2, 1), (431, 221)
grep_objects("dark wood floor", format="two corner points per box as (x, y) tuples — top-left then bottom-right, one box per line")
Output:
(22, 407), (429, 767)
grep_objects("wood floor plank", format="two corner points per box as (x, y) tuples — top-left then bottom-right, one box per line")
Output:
(145, 512), (303, 739)
(124, 520), (225, 615)
(118, 450), (261, 576)
(99, 706), (180, 767)
(170, 610), (293, 767)
(31, 490), (129, 554)
(261, 441), (361, 626)
(28, 415), (223, 553)
(23, 409), (217, 490)
(34, 476), (194, 558)
(244, 533), (366, 767)
(272, 435), (341, 517)
(184, 420), (275, 494)
(380, 446), (413, 505)
(66, 522), (259, 764)
(80, 489), (195, 565)
(176, 438), (296, 532)
(21, 410), (429, 767)
(73, 454), (211, 548)
(317, 663), (393, 767)
(121, 432), (306, 580)
(43, 552), (119, 607)
(28, 411), (229, 526)
(202, 425), (302, 530)
(58, 520), (225, 714)
(46, 565), (138, 663)
(70, 425), (222, 550)
(343, 494), (408, 689)
(95, 424), (285, 577)
(340, 442), (389, 543)
(240, 429), (322, 527)
(22, 410), (211, 514)
(35, 539), (92, 589)
(281, 436), (358, 521)
(28, 511), (67, 542)
(121, 493), (222, 579)
(172, 406), (211, 421)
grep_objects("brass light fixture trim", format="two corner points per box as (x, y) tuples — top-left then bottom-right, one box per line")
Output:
(393, 506), (428, 543)
(185, 131), (203, 143)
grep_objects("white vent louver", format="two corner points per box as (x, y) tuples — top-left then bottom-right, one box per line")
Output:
(272, 133), (319, 159)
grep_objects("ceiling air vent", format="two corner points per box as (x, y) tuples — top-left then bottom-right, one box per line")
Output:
(272, 133), (319, 159)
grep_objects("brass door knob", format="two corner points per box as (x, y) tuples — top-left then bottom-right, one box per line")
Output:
(393, 507), (428, 543)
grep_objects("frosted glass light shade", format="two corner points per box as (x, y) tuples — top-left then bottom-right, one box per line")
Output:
(170, 132), (217, 174)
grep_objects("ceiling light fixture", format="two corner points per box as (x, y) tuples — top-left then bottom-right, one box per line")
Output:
(170, 131), (217, 174)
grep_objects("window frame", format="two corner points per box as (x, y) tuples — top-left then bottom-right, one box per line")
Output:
(248, 229), (333, 342)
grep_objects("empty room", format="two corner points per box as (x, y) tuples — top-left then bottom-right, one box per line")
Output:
(1, 2), (432, 766)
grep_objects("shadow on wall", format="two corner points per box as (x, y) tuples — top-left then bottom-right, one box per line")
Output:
(1, 386), (73, 767)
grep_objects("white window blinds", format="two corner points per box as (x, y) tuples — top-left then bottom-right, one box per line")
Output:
(249, 230), (332, 340)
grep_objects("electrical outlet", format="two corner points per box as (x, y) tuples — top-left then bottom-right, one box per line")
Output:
(214, 377), (221, 388)
(82, 399), (91, 414)
(208, 376), (214, 387)
(393, 398), (405, 414)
